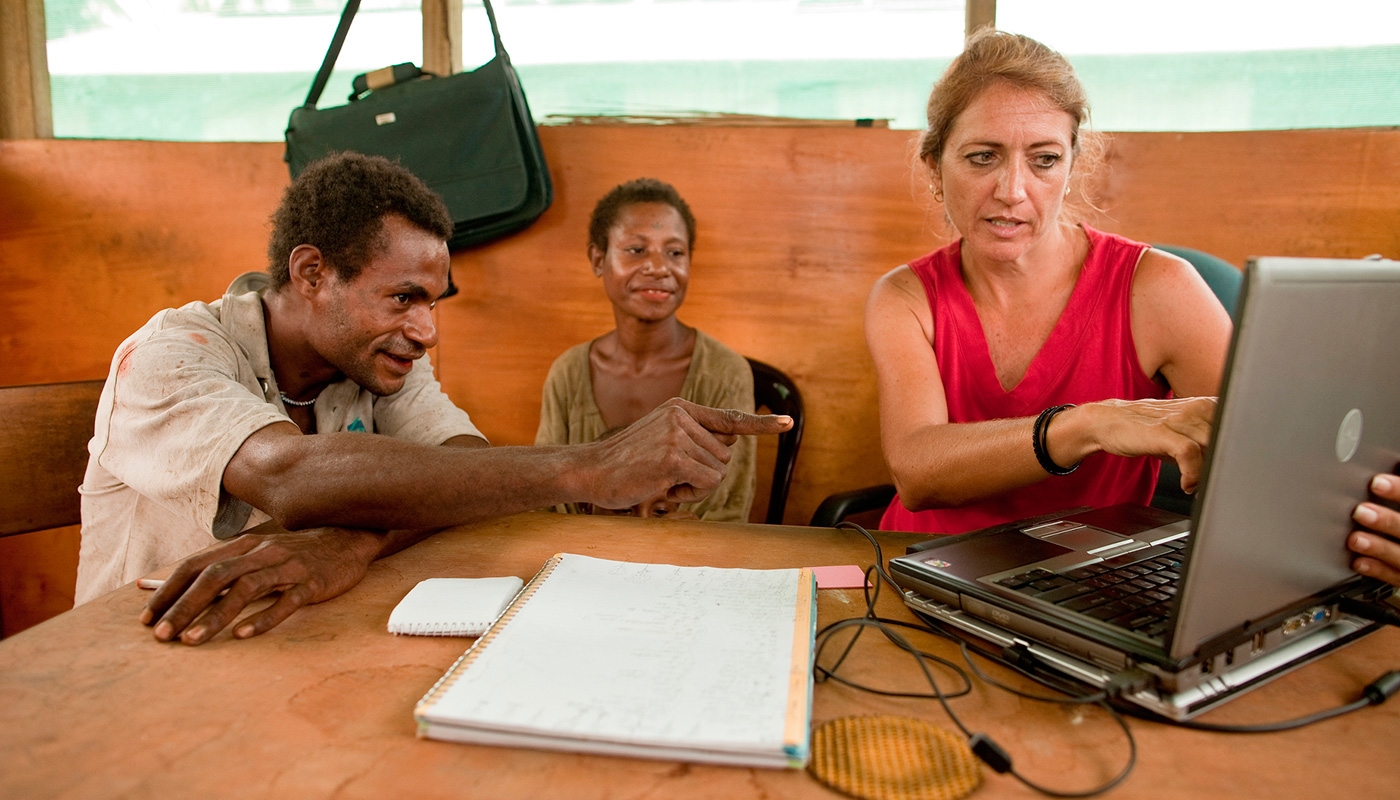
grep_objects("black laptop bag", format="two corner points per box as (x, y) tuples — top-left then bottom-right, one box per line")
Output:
(284, 0), (553, 253)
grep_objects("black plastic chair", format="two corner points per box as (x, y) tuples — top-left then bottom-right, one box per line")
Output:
(808, 484), (895, 528)
(806, 244), (1243, 527)
(747, 358), (804, 525)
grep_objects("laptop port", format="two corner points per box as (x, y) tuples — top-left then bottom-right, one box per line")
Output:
(1251, 631), (1266, 655)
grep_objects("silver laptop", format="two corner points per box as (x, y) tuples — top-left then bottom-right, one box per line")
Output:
(889, 256), (1400, 720)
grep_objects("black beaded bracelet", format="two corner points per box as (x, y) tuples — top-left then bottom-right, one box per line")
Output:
(1032, 404), (1080, 476)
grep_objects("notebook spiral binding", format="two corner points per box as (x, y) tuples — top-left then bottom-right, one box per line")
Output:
(413, 554), (564, 719)
(395, 621), (491, 636)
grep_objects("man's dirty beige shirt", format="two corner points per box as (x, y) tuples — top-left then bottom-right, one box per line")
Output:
(75, 273), (484, 604)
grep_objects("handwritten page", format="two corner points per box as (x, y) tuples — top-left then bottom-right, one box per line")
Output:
(416, 554), (813, 765)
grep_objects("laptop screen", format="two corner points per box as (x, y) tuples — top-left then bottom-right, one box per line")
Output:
(1171, 256), (1400, 658)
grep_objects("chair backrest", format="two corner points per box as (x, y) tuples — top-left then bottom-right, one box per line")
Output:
(1149, 245), (1242, 515)
(0, 380), (105, 537)
(808, 484), (896, 528)
(746, 358), (804, 525)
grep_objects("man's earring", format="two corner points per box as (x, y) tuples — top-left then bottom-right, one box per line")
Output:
(933, 187), (944, 203)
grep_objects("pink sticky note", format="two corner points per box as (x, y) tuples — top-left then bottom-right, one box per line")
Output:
(811, 565), (870, 589)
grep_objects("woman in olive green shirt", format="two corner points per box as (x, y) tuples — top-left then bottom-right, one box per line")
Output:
(534, 178), (756, 522)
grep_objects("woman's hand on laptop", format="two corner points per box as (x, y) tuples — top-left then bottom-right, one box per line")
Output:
(1055, 397), (1217, 493)
(1349, 474), (1400, 587)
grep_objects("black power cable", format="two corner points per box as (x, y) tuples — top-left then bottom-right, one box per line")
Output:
(820, 521), (1400, 796)
(820, 522), (1138, 797)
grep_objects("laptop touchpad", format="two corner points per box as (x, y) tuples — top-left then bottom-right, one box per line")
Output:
(1043, 526), (1127, 551)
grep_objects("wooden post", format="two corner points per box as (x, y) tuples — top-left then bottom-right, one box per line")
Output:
(965, 0), (996, 37)
(423, 0), (464, 76)
(0, 0), (53, 138)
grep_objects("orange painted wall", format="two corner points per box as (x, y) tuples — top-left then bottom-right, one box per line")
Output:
(1, 127), (1397, 634)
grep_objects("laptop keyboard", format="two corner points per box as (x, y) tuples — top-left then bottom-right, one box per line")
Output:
(992, 537), (1190, 640)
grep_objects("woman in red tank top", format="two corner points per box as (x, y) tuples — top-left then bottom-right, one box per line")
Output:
(868, 31), (1232, 534)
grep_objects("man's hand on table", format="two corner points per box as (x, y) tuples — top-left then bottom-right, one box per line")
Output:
(1350, 473), (1400, 588)
(141, 521), (383, 645)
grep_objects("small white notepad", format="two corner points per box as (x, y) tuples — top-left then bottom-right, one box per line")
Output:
(388, 577), (524, 637)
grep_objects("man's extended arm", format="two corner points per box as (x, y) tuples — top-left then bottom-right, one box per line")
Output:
(223, 399), (769, 532)
(144, 399), (790, 644)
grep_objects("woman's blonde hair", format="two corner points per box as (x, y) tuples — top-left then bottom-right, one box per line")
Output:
(916, 29), (1106, 221)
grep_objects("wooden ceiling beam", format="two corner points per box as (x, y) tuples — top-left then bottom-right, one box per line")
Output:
(0, 0), (53, 138)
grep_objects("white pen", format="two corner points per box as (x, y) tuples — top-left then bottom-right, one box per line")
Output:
(138, 578), (228, 597)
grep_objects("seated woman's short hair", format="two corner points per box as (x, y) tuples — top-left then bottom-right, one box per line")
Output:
(588, 178), (698, 253)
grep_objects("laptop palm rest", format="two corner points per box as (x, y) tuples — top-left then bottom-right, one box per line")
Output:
(926, 530), (1074, 582)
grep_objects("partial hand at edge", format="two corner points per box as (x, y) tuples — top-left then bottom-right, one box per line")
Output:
(579, 398), (792, 510)
(1350, 473), (1400, 587)
(140, 521), (384, 645)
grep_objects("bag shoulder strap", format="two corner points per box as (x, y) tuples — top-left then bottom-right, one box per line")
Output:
(302, 0), (508, 109)
(303, 0), (360, 109)
(480, 0), (508, 63)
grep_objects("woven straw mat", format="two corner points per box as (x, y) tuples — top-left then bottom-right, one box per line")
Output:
(808, 715), (983, 800)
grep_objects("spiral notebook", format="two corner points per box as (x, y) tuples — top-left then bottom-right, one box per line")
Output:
(388, 577), (524, 637)
(414, 553), (817, 768)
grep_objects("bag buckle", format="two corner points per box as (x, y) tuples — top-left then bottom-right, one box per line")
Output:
(350, 62), (428, 102)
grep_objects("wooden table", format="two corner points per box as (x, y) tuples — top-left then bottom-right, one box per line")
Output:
(2, 513), (1397, 798)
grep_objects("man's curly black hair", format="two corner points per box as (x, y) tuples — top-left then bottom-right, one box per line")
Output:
(267, 152), (454, 289)
(587, 177), (697, 254)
